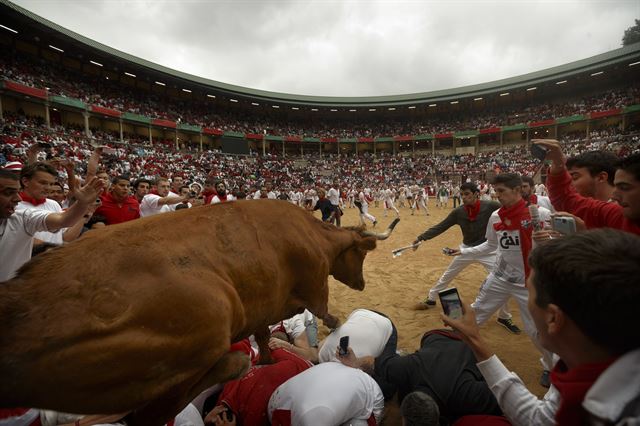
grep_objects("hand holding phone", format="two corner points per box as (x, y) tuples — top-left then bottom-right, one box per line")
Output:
(552, 215), (577, 235)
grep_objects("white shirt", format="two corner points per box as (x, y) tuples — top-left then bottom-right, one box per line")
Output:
(318, 309), (393, 363)
(210, 194), (236, 204)
(267, 362), (384, 426)
(0, 209), (51, 281)
(477, 348), (640, 426)
(168, 191), (180, 211)
(140, 194), (172, 217)
(17, 199), (64, 245)
(462, 206), (551, 286)
(327, 187), (340, 206)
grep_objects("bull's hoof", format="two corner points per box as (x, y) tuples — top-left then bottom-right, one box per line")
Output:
(322, 313), (341, 330)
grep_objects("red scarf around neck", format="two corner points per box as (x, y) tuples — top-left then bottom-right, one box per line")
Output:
(551, 358), (616, 426)
(493, 198), (534, 277)
(525, 193), (538, 206)
(464, 200), (481, 221)
(19, 192), (46, 206)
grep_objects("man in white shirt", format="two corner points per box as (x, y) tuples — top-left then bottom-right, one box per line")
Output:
(267, 362), (384, 426)
(443, 229), (640, 426)
(16, 162), (86, 246)
(140, 177), (189, 217)
(0, 169), (103, 281)
(209, 181), (236, 204)
(318, 309), (392, 363)
(453, 174), (554, 382)
(327, 179), (342, 226)
(356, 185), (376, 226)
(522, 176), (554, 211)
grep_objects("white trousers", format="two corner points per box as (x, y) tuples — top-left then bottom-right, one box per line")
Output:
(472, 273), (554, 370)
(359, 204), (376, 224)
(427, 249), (511, 320)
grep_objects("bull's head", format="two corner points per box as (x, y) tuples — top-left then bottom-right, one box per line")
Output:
(331, 218), (399, 290)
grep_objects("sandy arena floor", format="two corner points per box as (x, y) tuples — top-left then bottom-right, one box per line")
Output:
(313, 201), (547, 424)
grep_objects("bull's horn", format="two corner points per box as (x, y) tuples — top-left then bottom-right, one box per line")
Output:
(362, 218), (400, 240)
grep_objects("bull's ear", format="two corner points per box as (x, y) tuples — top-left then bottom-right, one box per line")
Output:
(357, 236), (377, 251)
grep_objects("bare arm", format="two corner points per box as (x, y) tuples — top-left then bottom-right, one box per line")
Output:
(45, 178), (103, 231)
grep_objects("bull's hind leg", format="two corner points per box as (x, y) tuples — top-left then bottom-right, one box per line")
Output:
(125, 351), (250, 426)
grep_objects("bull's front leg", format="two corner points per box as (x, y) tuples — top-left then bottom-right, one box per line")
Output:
(254, 327), (274, 365)
(321, 312), (341, 330)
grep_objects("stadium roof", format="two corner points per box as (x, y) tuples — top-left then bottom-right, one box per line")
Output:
(2, 0), (640, 108)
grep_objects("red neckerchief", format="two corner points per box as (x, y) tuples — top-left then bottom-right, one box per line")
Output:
(525, 193), (538, 206)
(551, 358), (617, 426)
(493, 198), (534, 277)
(218, 194), (228, 202)
(464, 200), (481, 221)
(19, 192), (46, 206)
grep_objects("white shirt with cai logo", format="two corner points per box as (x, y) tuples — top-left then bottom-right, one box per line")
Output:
(461, 207), (551, 286)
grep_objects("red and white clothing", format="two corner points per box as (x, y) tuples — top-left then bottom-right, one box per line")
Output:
(94, 193), (140, 225)
(140, 193), (173, 217)
(1, 208), (51, 281)
(462, 200), (554, 370)
(218, 349), (311, 426)
(210, 194), (236, 204)
(547, 170), (640, 235)
(476, 348), (640, 426)
(318, 309), (392, 363)
(357, 191), (376, 225)
(17, 198), (64, 245)
(268, 362), (384, 426)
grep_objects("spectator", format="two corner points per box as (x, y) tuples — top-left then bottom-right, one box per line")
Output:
(17, 162), (85, 245)
(94, 175), (140, 225)
(537, 140), (640, 234)
(132, 178), (151, 204)
(0, 169), (103, 281)
(443, 229), (640, 426)
(565, 150), (618, 201)
(139, 177), (188, 217)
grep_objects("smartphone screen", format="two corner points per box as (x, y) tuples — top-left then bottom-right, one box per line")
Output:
(439, 288), (463, 320)
(339, 336), (349, 356)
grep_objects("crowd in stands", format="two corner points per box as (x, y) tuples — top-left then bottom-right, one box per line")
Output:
(2, 113), (639, 196)
(2, 50), (640, 139)
(2, 47), (640, 426)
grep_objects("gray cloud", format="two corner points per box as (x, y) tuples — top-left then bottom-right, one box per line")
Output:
(12, 0), (639, 96)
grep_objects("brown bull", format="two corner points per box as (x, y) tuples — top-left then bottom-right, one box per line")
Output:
(0, 199), (398, 425)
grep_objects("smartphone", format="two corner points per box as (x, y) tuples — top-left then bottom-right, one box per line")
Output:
(530, 144), (548, 161)
(339, 336), (349, 356)
(552, 216), (576, 235)
(438, 288), (463, 320)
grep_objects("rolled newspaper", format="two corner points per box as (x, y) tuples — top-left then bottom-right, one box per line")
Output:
(392, 241), (422, 258)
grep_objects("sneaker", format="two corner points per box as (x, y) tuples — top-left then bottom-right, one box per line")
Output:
(497, 318), (522, 334)
(414, 299), (436, 311)
(414, 299), (436, 310)
(540, 370), (551, 388)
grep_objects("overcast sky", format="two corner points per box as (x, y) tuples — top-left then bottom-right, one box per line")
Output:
(12, 0), (640, 96)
